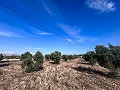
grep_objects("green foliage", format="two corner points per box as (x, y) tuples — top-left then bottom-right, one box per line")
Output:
(89, 59), (97, 66)
(54, 55), (60, 64)
(68, 55), (73, 60)
(22, 57), (34, 73)
(21, 51), (44, 73)
(62, 55), (68, 61)
(94, 44), (120, 78)
(25, 65), (34, 73)
(45, 54), (50, 60)
(34, 51), (44, 62)
(50, 52), (56, 61)
(50, 51), (61, 64)
(0, 53), (3, 61)
(21, 51), (32, 60)
(108, 70), (120, 78)
(33, 51), (44, 71)
(34, 61), (43, 71)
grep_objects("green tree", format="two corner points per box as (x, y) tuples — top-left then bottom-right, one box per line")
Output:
(21, 52), (34, 73)
(62, 55), (68, 61)
(21, 51), (32, 60)
(0, 53), (3, 61)
(50, 51), (61, 64)
(95, 44), (120, 78)
(68, 55), (73, 60)
(22, 57), (34, 73)
(33, 51), (44, 71)
(45, 54), (50, 60)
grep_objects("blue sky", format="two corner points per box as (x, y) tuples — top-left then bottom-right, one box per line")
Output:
(0, 0), (120, 55)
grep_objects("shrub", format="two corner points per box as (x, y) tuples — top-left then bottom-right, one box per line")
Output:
(94, 44), (120, 78)
(50, 51), (61, 64)
(108, 70), (120, 78)
(34, 51), (44, 62)
(25, 65), (34, 73)
(21, 51), (32, 60)
(50, 52), (56, 61)
(34, 61), (43, 71)
(89, 59), (97, 66)
(0, 53), (3, 61)
(22, 57), (34, 73)
(68, 55), (73, 60)
(54, 55), (60, 64)
(33, 51), (44, 71)
(45, 54), (50, 60)
(62, 55), (68, 61)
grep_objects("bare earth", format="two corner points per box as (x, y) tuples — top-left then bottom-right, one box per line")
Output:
(0, 59), (120, 90)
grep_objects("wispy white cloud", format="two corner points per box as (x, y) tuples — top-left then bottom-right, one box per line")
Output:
(86, 0), (116, 12)
(58, 23), (81, 37)
(76, 36), (97, 43)
(40, 0), (55, 15)
(58, 23), (97, 43)
(38, 32), (52, 35)
(66, 39), (75, 43)
(0, 31), (22, 37)
(26, 26), (53, 36)
(0, 22), (24, 37)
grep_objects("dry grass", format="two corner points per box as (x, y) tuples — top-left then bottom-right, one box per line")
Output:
(0, 59), (120, 90)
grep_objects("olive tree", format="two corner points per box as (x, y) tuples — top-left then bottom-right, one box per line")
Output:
(33, 51), (44, 71)
(0, 53), (3, 61)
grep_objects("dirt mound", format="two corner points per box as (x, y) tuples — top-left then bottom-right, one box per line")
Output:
(0, 59), (120, 90)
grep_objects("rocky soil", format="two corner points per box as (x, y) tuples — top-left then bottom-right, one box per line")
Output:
(0, 59), (120, 90)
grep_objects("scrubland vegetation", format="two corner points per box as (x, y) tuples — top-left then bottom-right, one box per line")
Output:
(0, 44), (120, 90)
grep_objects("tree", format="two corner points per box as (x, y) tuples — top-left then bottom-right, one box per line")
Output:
(21, 52), (34, 73)
(50, 51), (61, 64)
(45, 54), (50, 60)
(62, 55), (68, 61)
(95, 44), (120, 78)
(22, 57), (34, 73)
(0, 53), (3, 61)
(50, 52), (56, 61)
(68, 55), (73, 60)
(21, 51), (32, 60)
(21, 51), (44, 73)
(33, 51), (44, 71)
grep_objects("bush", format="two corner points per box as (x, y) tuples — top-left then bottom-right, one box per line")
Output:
(21, 51), (32, 60)
(89, 59), (97, 66)
(94, 44), (120, 78)
(0, 53), (3, 61)
(62, 55), (68, 61)
(50, 51), (61, 64)
(25, 65), (34, 73)
(22, 57), (34, 73)
(108, 70), (120, 78)
(34, 61), (43, 71)
(68, 55), (73, 60)
(33, 51), (44, 71)
(45, 54), (50, 60)
(21, 51), (44, 73)
(54, 55), (60, 64)
(50, 52), (56, 61)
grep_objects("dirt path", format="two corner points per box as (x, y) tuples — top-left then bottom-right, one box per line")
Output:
(0, 59), (120, 90)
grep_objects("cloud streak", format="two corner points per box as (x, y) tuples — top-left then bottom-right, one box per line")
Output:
(58, 23), (81, 37)
(40, 0), (55, 16)
(0, 31), (23, 37)
(26, 26), (53, 36)
(86, 0), (116, 12)
(66, 39), (75, 43)
(38, 32), (53, 35)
